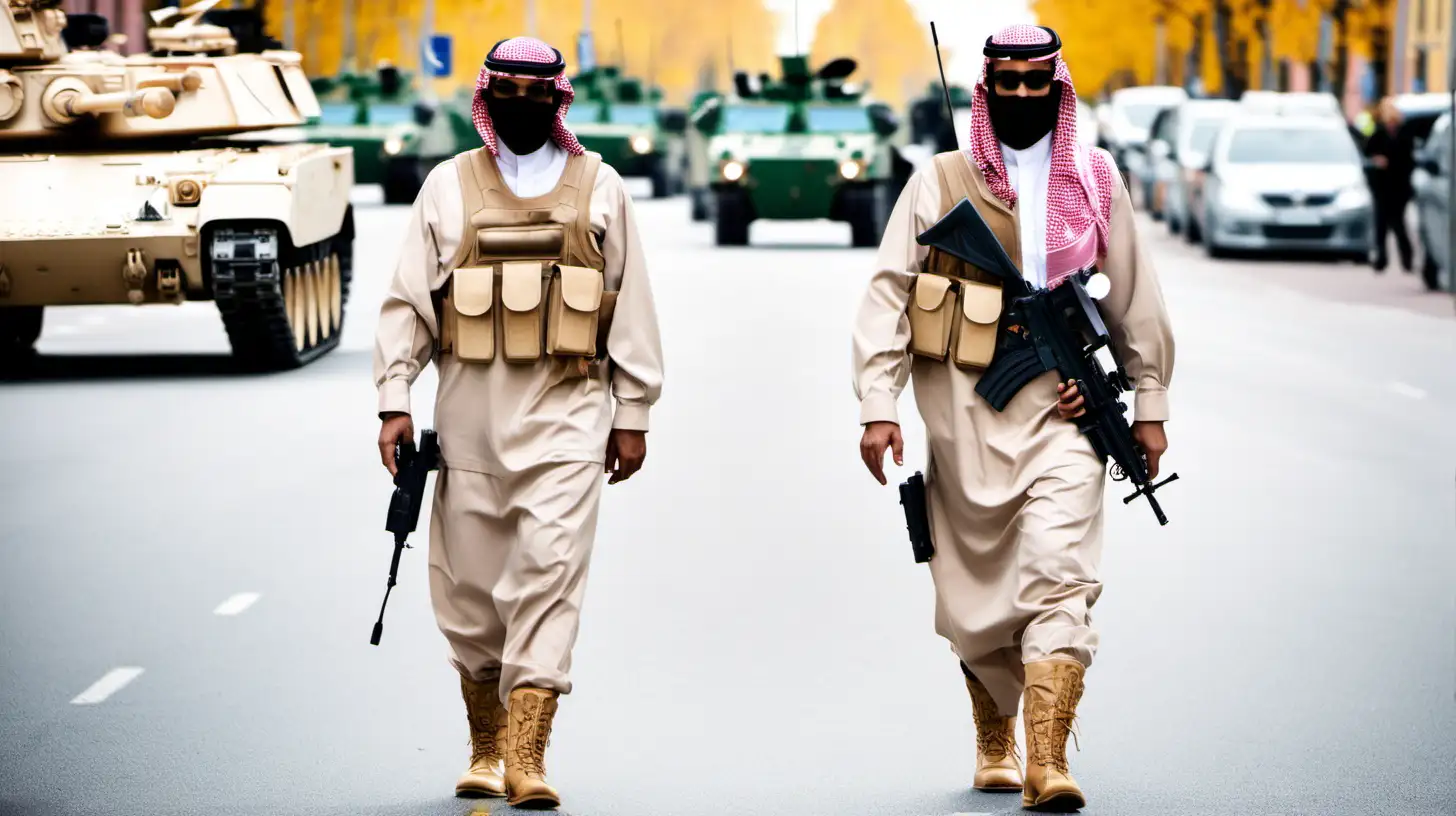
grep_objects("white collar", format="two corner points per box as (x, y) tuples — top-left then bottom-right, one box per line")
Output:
(496, 139), (563, 174)
(999, 132), (1053, 168)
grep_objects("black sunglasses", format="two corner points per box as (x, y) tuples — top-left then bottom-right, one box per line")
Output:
(993, 69), (1054, 93)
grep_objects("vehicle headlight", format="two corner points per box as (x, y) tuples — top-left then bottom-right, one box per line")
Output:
(1219, 185), (1267, 212)
(384, 136), (405, 156)
(630, 134), (653, 154)
(839, 159), (862, 180)
(1334, 184), (1372, 210)
(721, 160), (745, 182)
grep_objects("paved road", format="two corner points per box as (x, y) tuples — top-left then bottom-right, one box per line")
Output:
(2, 185), (1453, 816)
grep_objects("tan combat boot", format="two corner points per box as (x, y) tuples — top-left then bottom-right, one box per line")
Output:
(504, 687), (561, 809)
(1021, 658), (1087, 812)
(454, 675), (508, 797)
(963, 667), (1023, 791)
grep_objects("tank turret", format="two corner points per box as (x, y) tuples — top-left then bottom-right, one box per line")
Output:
(0, 0), (321, 143)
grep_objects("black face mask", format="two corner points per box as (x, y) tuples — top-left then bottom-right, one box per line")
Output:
(986, 82), (1062, 151)
(485, 95), (557, 155)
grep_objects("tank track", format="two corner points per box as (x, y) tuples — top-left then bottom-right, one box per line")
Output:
(207, 208), (355, 371)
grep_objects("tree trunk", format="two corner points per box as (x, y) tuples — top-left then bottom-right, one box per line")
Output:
(1213, 1), (1243, 98)
(1187, 12), (1206, 95)
(1256, 0), (1275, 89)
(1331, 0), (1351, 103)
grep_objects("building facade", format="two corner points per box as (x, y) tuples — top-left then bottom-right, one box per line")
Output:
(62, 0), (150, 55)
(1401, 0), (1452, 92)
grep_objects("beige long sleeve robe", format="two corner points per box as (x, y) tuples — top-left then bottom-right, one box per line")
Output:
(371, 152), (664, 698)
(852, 151), (1174, 716)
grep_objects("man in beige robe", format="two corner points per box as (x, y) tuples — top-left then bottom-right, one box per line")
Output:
(372, 37), (663, 810)
(852, 24), (1174, 811)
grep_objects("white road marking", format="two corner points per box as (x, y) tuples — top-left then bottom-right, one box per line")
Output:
(70, 667), (144, 705)
(1389, 381), (1429, 400)
(213, 592), (260, 616)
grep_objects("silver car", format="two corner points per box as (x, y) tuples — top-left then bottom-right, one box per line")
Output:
(1145, 98), (1240, 241)
(1411, 111), (1452, 291)
(1201, 114), (1374, 260)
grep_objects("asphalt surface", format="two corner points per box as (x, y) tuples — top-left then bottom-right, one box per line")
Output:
(1, 183), (1453, 816)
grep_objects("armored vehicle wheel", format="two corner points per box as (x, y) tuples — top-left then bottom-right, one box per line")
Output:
(649, 157), (672, 199)
(384, 159), (426, 205)
(690, 189), (711, 222)
(714, 190), (751, 246)
(0, 306), (43, 364)
(846, 182), (888, 248)
(207, 208), (355, 371)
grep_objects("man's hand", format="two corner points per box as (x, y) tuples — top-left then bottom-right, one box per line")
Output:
(378, 412), (415, 477)
(605, 429), (646, 484)
(1372, 155), (1389, 169)
(1132, 420), (1168, 480)
(1056, 379), (1086, 420)
(859, 421), (903, 486)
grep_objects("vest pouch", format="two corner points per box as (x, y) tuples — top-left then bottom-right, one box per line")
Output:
(907, 273), (956, 360)
(547, 264), (604, 357)
(449, 266), (495, 363)
(952, 279), (1003, 370)
(501, 260), (546, 362)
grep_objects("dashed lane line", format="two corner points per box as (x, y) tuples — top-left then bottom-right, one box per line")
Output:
(213, 592), (260, 616)
(70, 667), (144, 705)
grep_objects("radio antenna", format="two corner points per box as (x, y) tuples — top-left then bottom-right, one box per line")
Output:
(930, 22), (959, 151)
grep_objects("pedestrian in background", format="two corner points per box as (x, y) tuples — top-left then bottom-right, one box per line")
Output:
(1365, 97), (1417, 273)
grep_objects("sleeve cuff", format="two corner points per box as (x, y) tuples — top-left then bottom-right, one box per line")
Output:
(859, 392), (900, 426)
(612, 402), (651, 432)
(1134, 387), (1168, 423)
(378, 378), (412, 418)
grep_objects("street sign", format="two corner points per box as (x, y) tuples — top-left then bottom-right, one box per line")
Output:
(424, 34), (451, 78)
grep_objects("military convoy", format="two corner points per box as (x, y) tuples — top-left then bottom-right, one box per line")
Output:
(691, 56), (910, 247)
(567, 65), (687, 199)
(0, 0), (355, 370)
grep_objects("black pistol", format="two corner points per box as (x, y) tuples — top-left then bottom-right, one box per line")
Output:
(899, 471), (934, 563)
(370, 429), (440, 646)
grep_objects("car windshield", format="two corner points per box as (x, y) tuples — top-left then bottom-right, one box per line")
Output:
(806, 105), (871, 133)
(1121, 103), (1166, 128)
(565, 103), (603, 124)
(318, 103), (358, 126)
(608, 105), (656, 125)
(1226, 127), (1358, 163)
(1190, 118), (1228, 153)
(368, 105), (415, 125)
(722, 104), (790, 133)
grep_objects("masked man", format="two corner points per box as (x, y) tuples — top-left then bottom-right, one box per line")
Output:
(373, 37), (664, 809)
(852, 25), (1173, 811)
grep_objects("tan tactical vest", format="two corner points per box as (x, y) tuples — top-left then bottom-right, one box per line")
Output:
(907, 152), (1021, 371)
(437, 148), (616, 372)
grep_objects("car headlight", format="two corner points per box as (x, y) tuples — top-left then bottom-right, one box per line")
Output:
(721, 160), (745, 182)
(630, 134), (653, 154)
(1219, 185), (1267, 212)
(384, 136), (405, 156)
(839, 160), (862, 180)
(1334, 184), (1372, 210)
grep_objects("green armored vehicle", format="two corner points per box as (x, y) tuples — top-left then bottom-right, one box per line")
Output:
(685, 87), (726, 221)
(704, 56), (906, 248)
(299, 64), (465, 203)
(565, 65), (687, 198)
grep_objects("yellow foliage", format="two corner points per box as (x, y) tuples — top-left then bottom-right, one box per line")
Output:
(808, 0), (935, 109)
(261, 0), (780, 104)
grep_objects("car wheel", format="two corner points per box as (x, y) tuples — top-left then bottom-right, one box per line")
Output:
(1185, 217), (1202, 245)
(846, 182), (888, 248)
(1421, 252), (1442, 290)
(690, 188), (709, 222)
(714, 189), (751, 246)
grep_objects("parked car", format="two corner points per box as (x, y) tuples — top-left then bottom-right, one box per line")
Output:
(1238, 90), (1343, 119)
(1201, 113), (1374, 260)
(1411, 110), (1453, 292)
(1103, 85), (1188, 193)
(1145, 98), (1240, 241)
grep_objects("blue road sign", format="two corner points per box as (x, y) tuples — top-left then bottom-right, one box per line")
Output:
(425, 34), (452, 78)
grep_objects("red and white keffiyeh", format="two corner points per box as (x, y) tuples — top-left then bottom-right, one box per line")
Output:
(470, 36), (585, 157)
(970, 24), (1115, 286)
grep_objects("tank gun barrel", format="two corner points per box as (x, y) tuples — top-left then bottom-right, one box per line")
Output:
(135, 69), (204, 94)
(42, 79), (175, 123)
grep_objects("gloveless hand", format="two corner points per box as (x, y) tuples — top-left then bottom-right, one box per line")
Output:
(605, 429), (646, 484)
(859, 421), (904, 485)
(378, 412), (415, 477)
(1131, 421), (1168, 480)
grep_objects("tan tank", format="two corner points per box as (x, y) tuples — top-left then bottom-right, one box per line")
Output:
(0, 0), (355, 370)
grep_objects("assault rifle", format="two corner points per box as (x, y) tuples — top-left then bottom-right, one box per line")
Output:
(916, 198), (1179, 525)
(369, 429), (440, 645)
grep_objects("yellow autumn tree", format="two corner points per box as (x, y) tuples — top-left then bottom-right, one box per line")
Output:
(263, 0), (779, 104)
(808, 0), (936, 109)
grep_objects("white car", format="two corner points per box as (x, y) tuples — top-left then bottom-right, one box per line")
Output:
(1238, 90), (1343, 119)
(1200, 114), (1373, 260)
(1105, 85), (1189, 202)
(1144, 98), (1240, 241)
